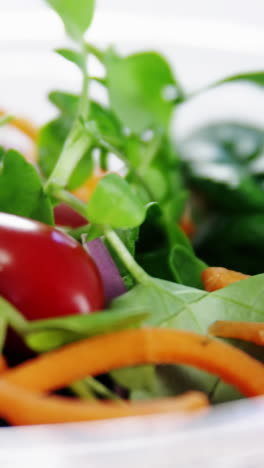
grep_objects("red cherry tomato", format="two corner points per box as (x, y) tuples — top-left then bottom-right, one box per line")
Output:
(54, 203), (87, 228)
(0, 213), (104, 320)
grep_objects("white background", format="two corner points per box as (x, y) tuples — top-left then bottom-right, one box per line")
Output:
(1, 0), (264, 135)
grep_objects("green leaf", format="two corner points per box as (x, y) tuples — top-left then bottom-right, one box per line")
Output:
(67, 149), (93, 190)
(0, 115), (13, 128)
(169, 245), (207, 289)
(110, 274), (264, 398)
(38, 115), (93, 190)
(211, 71), (264, 90)
(112, 366), (156, 394)
(45, 0), (95, 41)
(38, 115), (73, 177)
(0, 150), (53, 224)
(181, 122), (264, 212)
(105, 227), (139, 290)
(0, 297), (28, 334)
(56, 48), (85, 70)
(49, 91), (79, 115)
(105, 50), (178, 133)
(25, 308), (148, 352)
(87, 173), (147, 228)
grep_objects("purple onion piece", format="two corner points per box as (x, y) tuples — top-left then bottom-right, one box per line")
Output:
(83, 237), (126, 305)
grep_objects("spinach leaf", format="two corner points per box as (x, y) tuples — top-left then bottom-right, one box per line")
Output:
(105, 50), (179, 133)
(0, 150), (53, 224)
(45, 0), (95, 41)
(110, 275), (264, 398)
(169, 245), (207, 289)
(25, 309), (148, 352)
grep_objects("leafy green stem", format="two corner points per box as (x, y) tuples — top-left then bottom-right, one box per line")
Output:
(45, 43), (92, 192)
(104, 229), (153, 286)
(0, 297), (28, 335)
(83, 124), (155, 201)
(85, 43), (104, 63)
(66, 223), (91, 239)
(53, 188), (88, 219)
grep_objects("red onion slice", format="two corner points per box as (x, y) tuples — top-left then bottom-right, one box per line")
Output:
(84, 237), (126, 305)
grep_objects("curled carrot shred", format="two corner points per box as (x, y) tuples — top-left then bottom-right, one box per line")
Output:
(72, 169), (108, 202)
(202, 267), (250, 292)
(0, 382), (208, 426)
(2, 328), (264, 398)
(209, 321), (264, 346)
(0, 110), (38, 142)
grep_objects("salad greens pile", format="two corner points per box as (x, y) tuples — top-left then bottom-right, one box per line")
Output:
(1, 0), (264, 404)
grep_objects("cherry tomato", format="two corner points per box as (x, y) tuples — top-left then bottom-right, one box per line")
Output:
(0, 213), (104, 320)
(54, 203), (87, 228)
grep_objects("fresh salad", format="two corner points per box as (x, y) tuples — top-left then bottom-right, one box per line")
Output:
(0, 0), (264, 426)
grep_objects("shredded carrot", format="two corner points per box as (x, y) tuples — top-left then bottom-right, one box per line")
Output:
(0, 356), (7, 374)
(202, 267), (250, 292)
(72, 169), (108, 202)
(209, 321), (264, 346)
(2, 328), (264, 398)
(0, 381), (208, 425)
(0, 110), (38, 142)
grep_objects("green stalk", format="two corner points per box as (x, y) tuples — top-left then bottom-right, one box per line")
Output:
(45, 43), (92, 193)
(104, 229), (153, 286)
(53, 188), (88, 219)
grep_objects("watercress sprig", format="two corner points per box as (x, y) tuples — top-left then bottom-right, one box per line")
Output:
(44, 0), (95, 193)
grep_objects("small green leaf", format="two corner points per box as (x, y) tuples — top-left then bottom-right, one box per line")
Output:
(45, 0), (95, 41)
(49, 91), (79, 115)
(56, 48), (85, 70)
(84, 224), (102, 242)
(210, 71), (264, 90)
(0, 297), (28, 334)
(0, 115), (13, 128)
(0, 150), (54, 224)
(87, 174), (147, 228)
(105, 50), (179, 133)
(25, 329), (77, 352)
(25, 308), (148, 352)
(169, 245), (207, 289)
(68, 150), (93, 190)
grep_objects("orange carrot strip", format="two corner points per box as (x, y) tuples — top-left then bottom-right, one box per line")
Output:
(0, 110), (38, 142)
(0, 356), (7, 374)
(2, 328), (264, 397)
(0, 381), (208, 426)
(72, 169), (108, 202)
(202, 267), (250, 292)
(209, 321), (264, 346)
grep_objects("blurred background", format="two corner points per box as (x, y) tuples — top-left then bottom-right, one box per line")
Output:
(1, 0), (264, 134)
